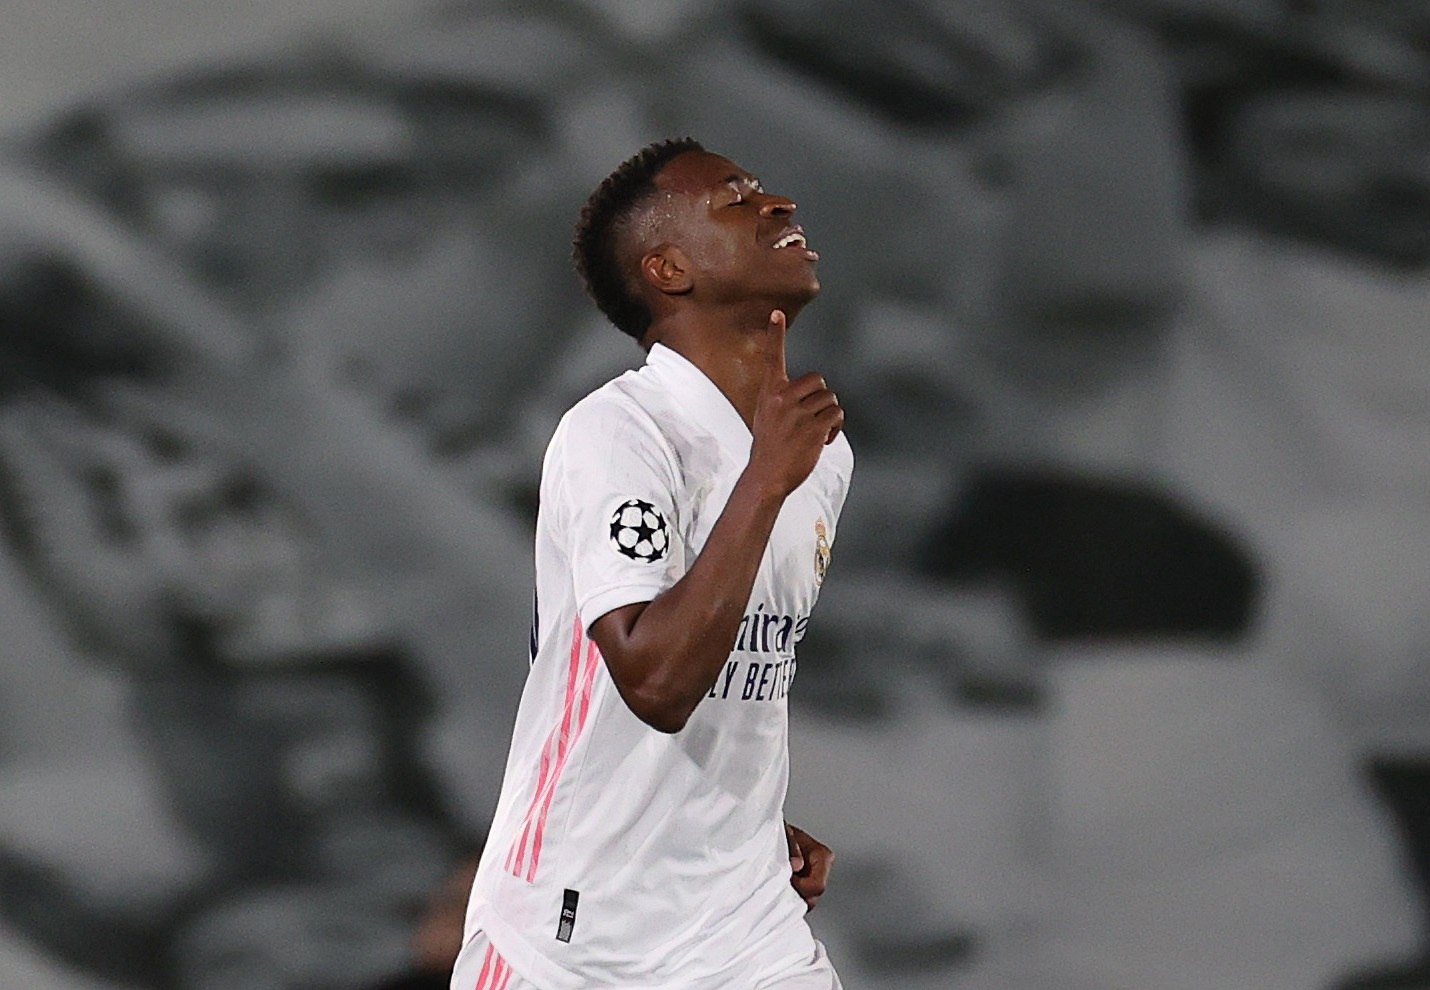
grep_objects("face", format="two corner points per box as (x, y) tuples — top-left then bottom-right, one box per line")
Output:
(649, 150), (821, 308)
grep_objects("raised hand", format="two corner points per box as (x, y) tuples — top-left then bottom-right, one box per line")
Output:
(748, 309), (844, 497)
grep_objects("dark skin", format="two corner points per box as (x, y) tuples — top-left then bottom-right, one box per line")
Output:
(586, 150), (840, 909)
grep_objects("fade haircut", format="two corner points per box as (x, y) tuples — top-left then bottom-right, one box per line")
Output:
(573, 138), (705, 341)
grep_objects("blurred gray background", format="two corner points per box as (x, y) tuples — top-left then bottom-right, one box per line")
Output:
(0, 2), (1427, 989)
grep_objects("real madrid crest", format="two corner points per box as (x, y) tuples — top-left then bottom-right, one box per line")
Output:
(814, 518), (831, 586)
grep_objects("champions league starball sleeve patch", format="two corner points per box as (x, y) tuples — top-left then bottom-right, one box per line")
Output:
(608, 498), (670, 563)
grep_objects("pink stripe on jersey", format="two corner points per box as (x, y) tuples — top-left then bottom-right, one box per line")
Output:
(506, 617), (584, 874)
(506, 616), (599, 879)
(475, 944), (515, 990)
(473, 943), (495, 990)
(526, 636), (601, 881)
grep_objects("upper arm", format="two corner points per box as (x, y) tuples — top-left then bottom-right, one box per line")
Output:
(587, 601), (648, 671)
(554, 398), (683, 637)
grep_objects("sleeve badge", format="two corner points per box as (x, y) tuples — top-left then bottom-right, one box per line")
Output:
(609, 499), (670, 563)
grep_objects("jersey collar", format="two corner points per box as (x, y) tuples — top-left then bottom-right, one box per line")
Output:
(646, 343), (753, 455)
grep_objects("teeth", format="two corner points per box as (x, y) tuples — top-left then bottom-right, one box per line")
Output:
(774, 232), (807, 249)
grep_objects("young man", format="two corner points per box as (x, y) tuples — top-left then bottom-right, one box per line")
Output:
(452, 139), (852, 989)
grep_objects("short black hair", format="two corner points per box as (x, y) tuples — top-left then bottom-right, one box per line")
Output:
(573, 138), (704, 341)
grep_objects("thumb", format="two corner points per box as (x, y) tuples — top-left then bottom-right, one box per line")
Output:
(763, 309), (788, 386)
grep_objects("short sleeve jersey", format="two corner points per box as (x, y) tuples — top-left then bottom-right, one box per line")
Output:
(458, 343), (853, 990)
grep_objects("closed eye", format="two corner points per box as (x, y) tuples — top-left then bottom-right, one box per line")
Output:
(724, 176), (763, 205)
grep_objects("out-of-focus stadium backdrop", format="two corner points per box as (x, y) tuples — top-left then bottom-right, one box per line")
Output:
(1, 2), (1427, 989)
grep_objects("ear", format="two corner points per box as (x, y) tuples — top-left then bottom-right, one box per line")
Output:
(640, 245), (693, 296)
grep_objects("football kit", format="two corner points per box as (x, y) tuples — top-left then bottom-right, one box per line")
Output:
(453, 343), (852, 990)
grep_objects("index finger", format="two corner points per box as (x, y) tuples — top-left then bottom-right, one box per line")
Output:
(764, 309), (788, 385)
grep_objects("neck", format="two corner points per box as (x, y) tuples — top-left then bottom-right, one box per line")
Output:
(647, 302), (801, 429)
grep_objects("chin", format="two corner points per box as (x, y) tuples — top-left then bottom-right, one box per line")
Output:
(761, 273), (820, 316)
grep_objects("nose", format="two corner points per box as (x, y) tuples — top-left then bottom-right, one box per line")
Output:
(758, 195), (796, 218)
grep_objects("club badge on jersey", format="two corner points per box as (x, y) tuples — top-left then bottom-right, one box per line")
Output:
(814, 518), (831, 586)
(608, 498), (670, 563)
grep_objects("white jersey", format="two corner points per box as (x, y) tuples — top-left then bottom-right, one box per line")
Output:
(457, 343), (853, 990)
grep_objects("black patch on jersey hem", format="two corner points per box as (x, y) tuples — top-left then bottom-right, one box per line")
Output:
(556, 888), (579, 943)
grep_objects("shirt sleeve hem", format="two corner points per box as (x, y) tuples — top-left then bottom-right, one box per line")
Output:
(578, 584), (667, 632)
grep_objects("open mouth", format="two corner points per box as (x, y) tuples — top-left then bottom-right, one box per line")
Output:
(772, 227), (818, 258)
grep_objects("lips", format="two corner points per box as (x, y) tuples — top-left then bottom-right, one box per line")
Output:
(772, 225), (818, 259)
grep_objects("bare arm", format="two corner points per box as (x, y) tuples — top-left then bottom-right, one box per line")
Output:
(589, 310), (843, 733)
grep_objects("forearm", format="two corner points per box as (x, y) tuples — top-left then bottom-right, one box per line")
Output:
(593, 468), (784, 732)
(591, 309), (841, 732)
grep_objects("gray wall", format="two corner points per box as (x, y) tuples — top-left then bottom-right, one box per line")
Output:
(0, 2), (1427, 989)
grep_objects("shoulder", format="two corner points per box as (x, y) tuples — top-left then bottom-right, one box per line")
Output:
(556, 371), (669, 449)
(545, 371), (681, 485)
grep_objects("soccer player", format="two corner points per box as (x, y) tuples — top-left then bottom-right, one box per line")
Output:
(451, 138), (852, 990)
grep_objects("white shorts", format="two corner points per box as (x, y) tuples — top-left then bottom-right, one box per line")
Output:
(450, 931), (842, 990)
